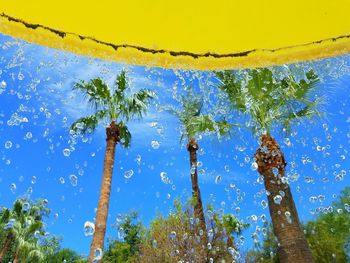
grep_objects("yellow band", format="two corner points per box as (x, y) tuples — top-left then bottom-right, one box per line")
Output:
(1, 0), (350, 69)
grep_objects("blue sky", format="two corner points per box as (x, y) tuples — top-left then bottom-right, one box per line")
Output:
(0, 33), (350, 257)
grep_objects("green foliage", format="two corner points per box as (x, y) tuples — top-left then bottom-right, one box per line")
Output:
(215, 68), (323, 134)
(221, 214), (249, 237)
(140, 199), (248, 262)
(0, 199), (55, 262)
(103, 211), (144, 263)
(163, 87), (229, 141)
(103, 241), (136, 263)
(71, 70), (155, 148)
(304, 187), (350, 263)
(117, 211), (144, 256)
(43, 248), (86, 263)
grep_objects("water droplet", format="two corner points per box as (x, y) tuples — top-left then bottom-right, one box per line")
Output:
(0, 80), (6, 94)
(250, 214), (258, 223)
(34, 230), (40, 238)
(22, 202), (30, 212)
(25, 132), (32, 139)
(208, 229), (214, 238)
(10, 183), (16, 193)
(84, 221), (95, 236)
(59, 177), (65, 184)
(207, 242), (212, 250)
(272, 167), (279, 176)
(31, 176), (37, 184)
(170, 231), (176, 240)
(215, 175), (221, 184)
(190, 165), (196, 175)
(69, 174), (78, 186)
(283, 138), (291, 146)
(124, 170), (134, 179)
(251, 162), (258, 171)
(285, 211), (292, 223)
(135, 154), (142, 165)
(152, 239), (157, 248)
(273, 195), (282, 205)
(151, 140), (160, 149)
(261, 200), (268, 209)
(93, 248), (103, 261)
(4, 219), (15, 229)
(63, 148), (71, 157)
(160, 172), (168, 183)
(309, 196), (317, 203)
(224, 165), (230, 172)
(228, 247), (236, 255)
(18, 72), (24, 80)
(4, 141), (12, 149)
(238, 146), (246, 152)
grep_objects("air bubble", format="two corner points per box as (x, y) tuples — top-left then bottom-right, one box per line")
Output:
(151, 140), (160, 149)
(4, 141), (12, 149)
(69, 174), (78, 186)
(84, 221), (95, 236)
(124, 170), (134, 179)
(63, 148), (71, 157)
(273, 195), (282, 205)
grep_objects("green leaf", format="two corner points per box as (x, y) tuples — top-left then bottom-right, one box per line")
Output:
(73, 78), (111, 109)
(70, 110), (107, 134)
(118, 121), (132, 148)
(121, 89), (155, 121)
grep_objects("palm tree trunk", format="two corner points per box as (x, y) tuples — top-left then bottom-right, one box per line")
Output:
(254, 134), (313, 263)
(187, 138), (207, 238)
(88, 121), (119, 263)
(0, 232), (14, 263)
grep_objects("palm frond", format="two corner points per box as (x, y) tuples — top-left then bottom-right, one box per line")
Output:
(118, 121), (132, 148)
(113, 70), (128, 101)
(13, 200), (23, 219)
(70, 110), (108, 134)
(73, 78), (111, 109)
(160, 105), (181, 119)
(121, 89), (155, 120)
(0, 208), (10, 223)
(215, 71), (249, 111)
(282, 96), (324, 133)
(185, 115), (216, 138)
(25, 221), (43, 238)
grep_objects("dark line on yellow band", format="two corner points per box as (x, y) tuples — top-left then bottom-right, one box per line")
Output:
(1, 12), (350, 59)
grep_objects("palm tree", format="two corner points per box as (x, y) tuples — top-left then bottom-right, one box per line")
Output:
(215, 68), (322, 263)
(0, 199), (51, 263)
(164, 87), (229, 242)
(71, 70), (155, 262)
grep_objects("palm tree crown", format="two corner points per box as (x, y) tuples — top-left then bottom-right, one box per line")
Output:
(71, 70), (155, 147)
(0, 199), (52, 262)
(215, 68), (323, 134)
(164, 87), (229, 141)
